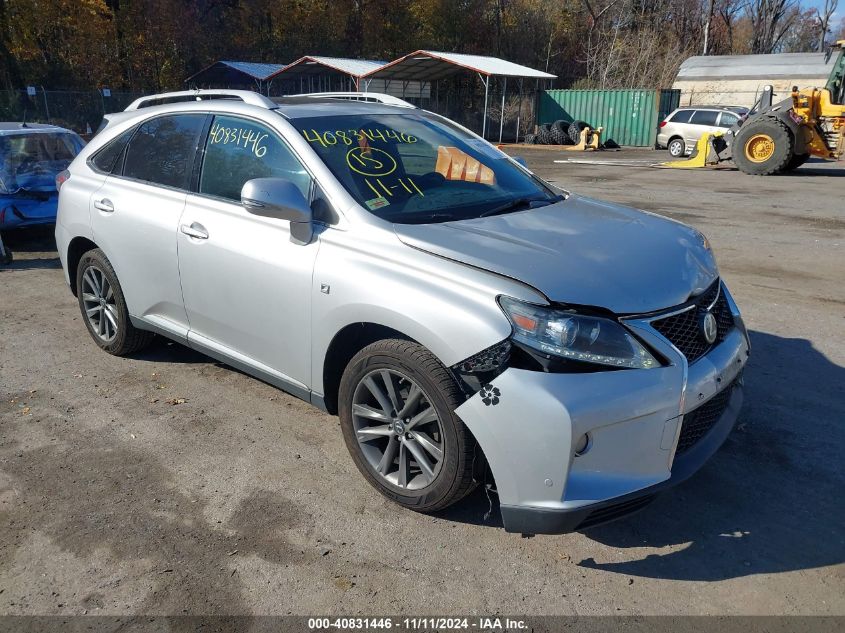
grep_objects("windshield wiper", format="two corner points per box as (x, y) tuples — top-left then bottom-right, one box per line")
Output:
(478, 194), (564, 218)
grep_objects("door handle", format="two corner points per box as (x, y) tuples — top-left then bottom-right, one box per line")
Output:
(93, 198), (114, 213)
(180, 222), (209, 240)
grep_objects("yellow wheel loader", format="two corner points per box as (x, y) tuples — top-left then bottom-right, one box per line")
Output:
(667, 40), (845, 175)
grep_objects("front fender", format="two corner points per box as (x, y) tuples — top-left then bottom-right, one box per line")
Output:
(309, 225), (544, 396)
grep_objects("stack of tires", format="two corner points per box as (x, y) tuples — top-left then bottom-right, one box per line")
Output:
(524, 119), (590, 146)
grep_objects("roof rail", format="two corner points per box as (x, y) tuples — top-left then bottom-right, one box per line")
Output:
(284, 92), (416, 108)
(125, 89), (276, 111)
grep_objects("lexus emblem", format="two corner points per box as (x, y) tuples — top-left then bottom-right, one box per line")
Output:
(700, 311), (718, 344)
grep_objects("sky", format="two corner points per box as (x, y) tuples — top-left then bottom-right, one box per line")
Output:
(803, 0), (841, 29)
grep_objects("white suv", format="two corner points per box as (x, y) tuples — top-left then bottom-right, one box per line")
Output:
(658, 106), (748, 157)
(56, 90), (748, 534)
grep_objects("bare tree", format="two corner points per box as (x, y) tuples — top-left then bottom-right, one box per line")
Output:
(578, 0), (702, 89)
(815, 0), (839, 51)
(715, 0), (746, 54)
(746, 0), (800, 53)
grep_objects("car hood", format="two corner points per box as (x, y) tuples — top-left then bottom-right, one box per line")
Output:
(393, 194), (718, 314)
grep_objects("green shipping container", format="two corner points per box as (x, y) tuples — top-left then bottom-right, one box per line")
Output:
(539, 89), (678, 147)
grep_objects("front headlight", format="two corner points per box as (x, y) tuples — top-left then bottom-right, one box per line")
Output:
(498, 296), (659, 370)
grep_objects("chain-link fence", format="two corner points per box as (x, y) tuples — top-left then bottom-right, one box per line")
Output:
(0, 90), (145, 135)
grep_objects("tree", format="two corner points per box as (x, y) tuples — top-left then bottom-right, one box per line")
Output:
(780, 9), (821, 51)
(746, 0), (801, 53)
(713, 0), (746, 54)
(814, 0), (839, 51)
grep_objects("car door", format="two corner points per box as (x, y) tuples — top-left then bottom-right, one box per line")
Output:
(178, 113), (318, 393)
(89, 113), (207, 339)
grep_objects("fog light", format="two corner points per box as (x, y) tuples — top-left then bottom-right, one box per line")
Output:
(574, 433), (591, 456)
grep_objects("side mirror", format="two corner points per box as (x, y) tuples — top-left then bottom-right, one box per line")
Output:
(512, 156), (528, 168)
(241, 178), (314, 244)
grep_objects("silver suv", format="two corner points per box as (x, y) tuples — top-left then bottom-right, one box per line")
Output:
(658, 106), (748, 157)
(56, 90), (749, 534)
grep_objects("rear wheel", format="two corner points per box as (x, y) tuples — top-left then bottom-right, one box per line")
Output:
(76, 249), (154, 356)
(338, 339), (476, 512)
(667, 137), (686, 157)
(733, 119), (794, 175)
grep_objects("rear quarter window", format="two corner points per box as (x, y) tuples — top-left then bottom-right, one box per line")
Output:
(90, 128), (135, 174)
(669, 110), (693, 123)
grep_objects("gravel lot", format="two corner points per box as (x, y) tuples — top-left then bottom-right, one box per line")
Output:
(1, 148), (843, 617)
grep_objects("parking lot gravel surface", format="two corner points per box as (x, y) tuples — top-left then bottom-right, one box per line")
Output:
(1, 148), (843, 616)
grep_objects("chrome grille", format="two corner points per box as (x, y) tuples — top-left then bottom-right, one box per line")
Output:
(650, 281), (735, 363)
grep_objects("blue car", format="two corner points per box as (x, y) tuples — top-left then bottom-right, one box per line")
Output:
(1, 122), (85, 231)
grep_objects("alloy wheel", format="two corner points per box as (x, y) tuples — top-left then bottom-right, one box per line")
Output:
(352, 369), (445, 491)
(81, 265), (118, 343)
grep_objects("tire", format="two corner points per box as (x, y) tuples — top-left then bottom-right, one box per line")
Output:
(338, 339), (477, 512)
(76, 248), (154, 356)
(568, 120), (589, 144)
(782, 151), (810, 172)
(0, 247), (12, 265)
(550, 120), (572, 145)
(732, 118), (794, 175)
(667, 137), (686, 157)
(535, 124), (553, 145)
(523, 133), (537, 145)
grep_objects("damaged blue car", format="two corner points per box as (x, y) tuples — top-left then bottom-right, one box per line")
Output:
(1, 122), (85, 230)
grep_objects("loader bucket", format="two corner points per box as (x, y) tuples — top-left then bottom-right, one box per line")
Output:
(661, 132), (723, 169)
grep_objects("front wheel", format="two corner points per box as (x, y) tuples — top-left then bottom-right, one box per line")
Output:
(338, 339), (476, 512)
(732, 119), (794, 175)
(76, 249), (154, 355)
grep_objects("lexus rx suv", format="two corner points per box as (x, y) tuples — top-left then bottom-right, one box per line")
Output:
(56, 90), (749, 534)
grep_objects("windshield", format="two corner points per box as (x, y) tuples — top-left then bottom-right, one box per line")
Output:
(0, 131), (84, 194)
(290, 112), (560, 224)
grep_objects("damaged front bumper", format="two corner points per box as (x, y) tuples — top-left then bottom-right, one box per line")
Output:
(455, 288), (749, 534)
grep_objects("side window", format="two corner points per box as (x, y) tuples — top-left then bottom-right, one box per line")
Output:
(669, 110), (693, 124)
(690, 110), (719, 126)
(91, 127), (135, 174)
(199, 115), (311, 203)
(123, 114), (206, 189)
(718, 112), (740, 128)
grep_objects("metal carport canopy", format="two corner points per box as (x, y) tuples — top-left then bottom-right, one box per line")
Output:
(268, 56), (386, 91)
(185, 61), (286, 91)
(361, 50), (556, 138)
